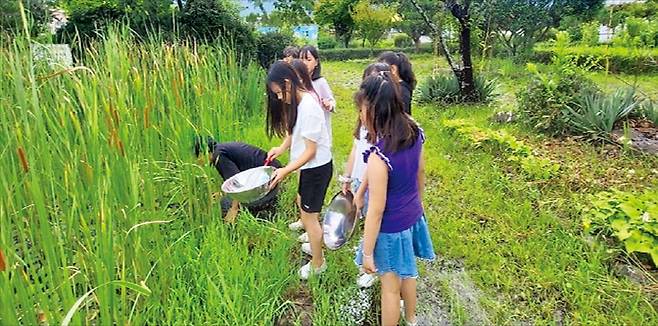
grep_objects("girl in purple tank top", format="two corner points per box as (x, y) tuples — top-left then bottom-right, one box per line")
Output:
(353, 72), (435, 326)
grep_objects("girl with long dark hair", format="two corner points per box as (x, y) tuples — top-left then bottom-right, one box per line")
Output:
(353, 73), (435, 326)
(378, 51), (417, 115)
(265, 61), (333, 280)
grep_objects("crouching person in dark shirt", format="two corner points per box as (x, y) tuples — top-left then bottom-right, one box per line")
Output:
(194, 137), (282, 222)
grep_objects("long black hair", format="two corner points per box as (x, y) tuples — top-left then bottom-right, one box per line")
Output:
(354, 73), (420, 153)
(282, 46), (300, 59)
(266, 61), (307, 138)
(299, 45), (322, 80)
(290, 58), (316, 96)
(194, 136), (217, 157)
(354, 62), (392, 139)
(377, 51), (417, 90)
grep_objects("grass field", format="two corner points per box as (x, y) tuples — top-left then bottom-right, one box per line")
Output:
(1, 30), (657, 325)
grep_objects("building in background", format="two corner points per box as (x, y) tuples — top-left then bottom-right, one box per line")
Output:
(605, 0), (645, 6)
(238, 0), (317, 42)
(600, 0), (646, 43)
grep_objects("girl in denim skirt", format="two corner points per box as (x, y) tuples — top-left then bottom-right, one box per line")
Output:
(354, 72), (435, 326)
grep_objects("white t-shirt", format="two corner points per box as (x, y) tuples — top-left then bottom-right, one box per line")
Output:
(351, 127), (371, 182)
(291, 93), (333, 170)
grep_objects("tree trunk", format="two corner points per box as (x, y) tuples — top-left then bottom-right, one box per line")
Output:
(458, 19), (476, 101)
(413, 37), (421, 53)
(176, 0), (184, 11)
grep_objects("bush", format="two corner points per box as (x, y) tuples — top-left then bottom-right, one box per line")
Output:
(318, 34), (338, 49)
(417, 74), (460, 104)
(565, 88), (640, 140)
(417, 73), (497, 105)
(443, 119), (560, 180)
(179, 0), (255, 54)
(56, 2), (126, 46)
(255, 32), (295, 68)
(580, 21), (600, 46)
(393, 33), (413, 48)
(583, 190), (658, 267)
(517, 68), (600, 135)
(320, 45), (433, 60)
(532, 45), (658, 74)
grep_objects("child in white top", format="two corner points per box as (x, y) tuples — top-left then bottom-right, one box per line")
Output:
(265, 61), (333, 280)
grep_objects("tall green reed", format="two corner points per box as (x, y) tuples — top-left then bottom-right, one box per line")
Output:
(0, 25), (293, 325)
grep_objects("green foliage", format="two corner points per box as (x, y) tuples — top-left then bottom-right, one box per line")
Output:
(318, 32), (339, 49)
(255, 31), (295, 68)
(612, 16), (658, 48)
(640, 100), (658, 126)
(417, 73), (497, 105)
(351, 0), (397, 49)
(596, 0), (658, 28)
(1, 29), (280, 325)
(393, 33), (413, 48)
(517, 66), (600, 135)
(56, 2), (126, 46)
(268, 0), (314, 28)
(442, 119), (560, 180)
(583, 189), (658, 266)
(0, 0), (52, 36)
(532, 45), (658, 74)
(56, 0), (175, 45)
(319, 45), (433, 60)
(566, 88), (640, 140)
(580, 21), (600, 46)
(395, 0), (436, 47)
(315, 0), (359, 47)
(554, 30), (572, 48)
(482, 0), (604, 57)
(179, 0), (256, 53)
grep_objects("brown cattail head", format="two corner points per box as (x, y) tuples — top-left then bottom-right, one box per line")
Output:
(17, 147), (29, 173)
(0, 248), (6, 271)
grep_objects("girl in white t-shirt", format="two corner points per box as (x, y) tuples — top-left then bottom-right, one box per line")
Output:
(266, 61), (333, 280)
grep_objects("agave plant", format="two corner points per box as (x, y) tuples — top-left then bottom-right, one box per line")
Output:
(417, 73), (497, 105)
(566, 87), (640, 140)
(640, 99), (658, 126)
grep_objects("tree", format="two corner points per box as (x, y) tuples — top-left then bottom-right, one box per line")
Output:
(396, 0), (437, 52)
(269, 0), (314, 28)
(315, 0), (359, 47)
(482, 0), (604, 57)
(410, 0), (477, 101)
(352, 0), (396, 49)
(180, 0), (255, 50)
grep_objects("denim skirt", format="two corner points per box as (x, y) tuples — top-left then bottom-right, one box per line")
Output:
(355, 215), (435, 279)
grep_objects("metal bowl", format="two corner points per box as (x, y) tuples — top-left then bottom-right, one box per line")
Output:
(221, 166), (276, 204)
(322, 191), (358, 250)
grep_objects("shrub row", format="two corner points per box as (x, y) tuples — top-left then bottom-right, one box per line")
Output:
(532, 45), (658, 74)
(443, 119), (560, 180)
(320, 45), (433, 61)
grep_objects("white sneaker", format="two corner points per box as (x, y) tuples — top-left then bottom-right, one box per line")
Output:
(288, 220), (304, 231)
(299, 260), (327, 280)
(298, 232), (309, 243)
(356, 273), (378, 288)
(301, 242), (313, 256)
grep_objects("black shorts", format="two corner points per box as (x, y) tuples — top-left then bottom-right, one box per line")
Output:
(298, 161), (333, 213)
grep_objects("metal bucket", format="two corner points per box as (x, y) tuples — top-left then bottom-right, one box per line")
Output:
(322, 191), (358, 250)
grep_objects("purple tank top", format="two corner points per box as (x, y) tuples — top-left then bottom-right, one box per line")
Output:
(363, 130), (424, 233)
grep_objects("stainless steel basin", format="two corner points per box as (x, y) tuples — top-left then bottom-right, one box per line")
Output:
(323, 191), (358, 250)
(221, 166), (276, 204)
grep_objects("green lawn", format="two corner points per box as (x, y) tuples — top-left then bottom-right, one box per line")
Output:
(307, 55), (658, 325)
